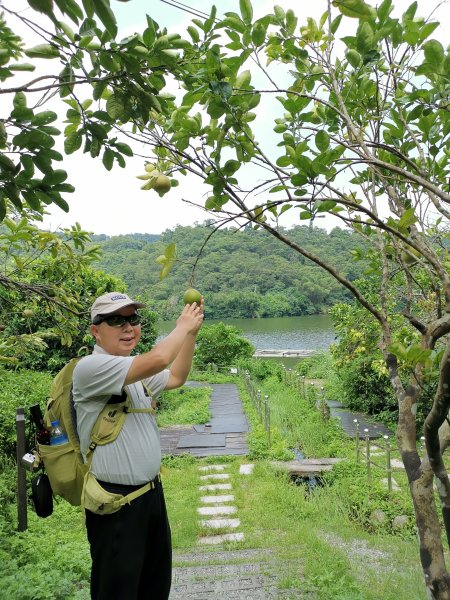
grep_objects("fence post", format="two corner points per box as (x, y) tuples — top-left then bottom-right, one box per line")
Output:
(264, 395), (270, 447)
(384, 435), (392, 493)
(16, 408), (28, 532)
(354, 419), (360, 463)
(364, 428), (371, 482)
(301, 375), (305, 398)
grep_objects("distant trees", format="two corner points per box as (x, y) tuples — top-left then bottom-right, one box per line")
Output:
(93, 223), (367, 319)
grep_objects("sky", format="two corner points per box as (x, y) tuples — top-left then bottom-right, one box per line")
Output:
(8, 0), (450, 237)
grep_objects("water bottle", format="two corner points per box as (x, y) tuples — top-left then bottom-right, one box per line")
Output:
(49, 420), (68, 446)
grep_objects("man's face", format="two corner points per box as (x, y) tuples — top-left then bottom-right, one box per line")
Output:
(90, 305), (142, 356)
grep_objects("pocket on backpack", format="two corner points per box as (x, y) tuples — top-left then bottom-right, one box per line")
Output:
(82, 472), (124, 515)
(38, 443), (87, 506)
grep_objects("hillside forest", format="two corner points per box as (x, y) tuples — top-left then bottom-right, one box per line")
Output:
(91, 222), (367, 320)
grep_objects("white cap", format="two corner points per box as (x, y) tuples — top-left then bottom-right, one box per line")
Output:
(90, 292), (145, 323)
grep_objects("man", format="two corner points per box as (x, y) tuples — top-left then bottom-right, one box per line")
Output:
(72, 291), (204, 600)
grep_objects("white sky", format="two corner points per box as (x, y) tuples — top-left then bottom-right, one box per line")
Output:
(7, 0), (450, 236)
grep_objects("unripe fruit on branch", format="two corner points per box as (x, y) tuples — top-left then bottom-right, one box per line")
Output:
(183, 288), (202, 305)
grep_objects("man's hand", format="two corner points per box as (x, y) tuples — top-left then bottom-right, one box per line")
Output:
(176, 299), (204, 335)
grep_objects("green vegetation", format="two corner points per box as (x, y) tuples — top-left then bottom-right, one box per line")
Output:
(194, 322), (255, 369)
(156, 386), (211, 428)
(0, 359), (425, 599)
(91, 224), (367, 320)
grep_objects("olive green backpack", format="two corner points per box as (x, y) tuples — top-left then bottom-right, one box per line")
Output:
(37, 357), (154, 506)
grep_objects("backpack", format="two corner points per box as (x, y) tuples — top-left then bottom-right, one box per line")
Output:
(35, 357), (154, 507)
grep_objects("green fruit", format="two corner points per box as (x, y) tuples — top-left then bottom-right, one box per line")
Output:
(154, 174), (171, 193)
(183, 288), (202, 305)
(23, 309), (34, 318)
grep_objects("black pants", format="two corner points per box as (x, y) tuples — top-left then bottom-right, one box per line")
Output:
(85, 479), (172, 600)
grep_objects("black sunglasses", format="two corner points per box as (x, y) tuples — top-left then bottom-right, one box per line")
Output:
(93, 313), (142, 327)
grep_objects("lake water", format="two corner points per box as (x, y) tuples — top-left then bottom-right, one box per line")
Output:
(157, 314), (335, 352)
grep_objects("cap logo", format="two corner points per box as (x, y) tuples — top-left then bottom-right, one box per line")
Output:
(110, 294), (127, 301)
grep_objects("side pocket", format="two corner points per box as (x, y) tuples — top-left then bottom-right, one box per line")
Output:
(82, 472), (124, 515)
(38, 443), (87, 506)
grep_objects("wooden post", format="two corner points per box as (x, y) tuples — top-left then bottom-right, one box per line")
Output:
(354, 419), (360, 463)
(16, 408), (28, 532)
(364, 429), (371, 482)
(257, 389), (262, 423)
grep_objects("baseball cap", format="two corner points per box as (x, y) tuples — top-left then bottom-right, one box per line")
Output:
(90, 292), (145, 323)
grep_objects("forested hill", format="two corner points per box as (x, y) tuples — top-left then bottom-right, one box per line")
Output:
(91, 223), (367, 320)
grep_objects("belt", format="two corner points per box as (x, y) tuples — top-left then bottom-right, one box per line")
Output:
(96, 474), (160, 495)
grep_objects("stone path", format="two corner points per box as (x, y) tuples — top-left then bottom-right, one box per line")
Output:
(326, 400), (394, 439)
(170, 462), (315, 599)
(160, 383), (249, 457)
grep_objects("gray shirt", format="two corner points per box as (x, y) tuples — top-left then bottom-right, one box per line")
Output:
(73, 344), (169, 485)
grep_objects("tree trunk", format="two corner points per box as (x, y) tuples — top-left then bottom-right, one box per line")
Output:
(406, 457), (450, 599)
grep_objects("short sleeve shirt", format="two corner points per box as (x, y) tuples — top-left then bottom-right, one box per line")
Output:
(72, 344), (169, 485)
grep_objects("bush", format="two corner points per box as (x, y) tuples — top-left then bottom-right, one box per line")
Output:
(321, 460), (416, 537)
(0, 368), (52, 459)
(194, 322), (255, 369)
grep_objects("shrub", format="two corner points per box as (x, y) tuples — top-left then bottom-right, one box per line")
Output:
(194, 322), (255, 369)
(0, 368), (52, 459)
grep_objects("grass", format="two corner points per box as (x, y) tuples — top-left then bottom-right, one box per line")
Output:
(156, 385), (212, 427)
(0, 363), (431, 599)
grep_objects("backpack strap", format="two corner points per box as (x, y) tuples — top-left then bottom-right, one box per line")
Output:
(85, 389), (155, 463)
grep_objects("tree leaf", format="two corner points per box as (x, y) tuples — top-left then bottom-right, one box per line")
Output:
(102, 147), (114, 171)
(64, 131), (83, 154)
(315, 130), (330, 152)
(106, 94), (125, 120)
(92, 0), (117, 39)
(422, 39), (444, 69)
(332, 0), (375, 20)
(239, 0), (253, 24)
(24, 44), (60, 59)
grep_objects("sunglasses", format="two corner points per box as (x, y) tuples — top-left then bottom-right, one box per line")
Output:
(94, 313), (142, 327)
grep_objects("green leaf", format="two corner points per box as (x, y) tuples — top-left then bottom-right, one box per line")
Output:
(164, 242), (177, 260)
(106, 94), (126, 120)
(24, 44), (60, 59)
(315, 130), (330, 152)
(332, 0), (375, 20)
(0, 193), (6, 221)
(54, 0), (84, 23)
(330, 14), (342, 34)
(102, 147), (114, 171)
(239, 0), (253, 24)
(397, 208), (417, 230)
(251, 23), (266, 46)
(42, 169), (68, 185)
(115, 142), (133, 157)
(222, 159), (240, 176)
(92, 0), (117, 39)
(31, 111), (58, 126)
(64, 131), (83, 154)
(13, 91), (27, 108)
(422, 39), (444, 68)
(187, 26), (200, 43)
(345, 49), (361, 68)
(8, 63), (36, 72)
(0, 153), (16, 172)
(356, 21), (374, 54)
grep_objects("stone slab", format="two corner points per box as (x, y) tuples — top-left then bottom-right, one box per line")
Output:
(199, 465), (226, 471)
(177, 434), (226, 449)
(200, 494), (235, 503)
(199, 518), (241, 528)
(239, 464), (255, 475)
(197, 506), (237, 515)
(199, 473), (230, 480)
(199, 483), (232, 491)
(198, 532), (245, 545)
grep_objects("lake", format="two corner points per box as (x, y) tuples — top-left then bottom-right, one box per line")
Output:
(157, 314), (335, 355)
